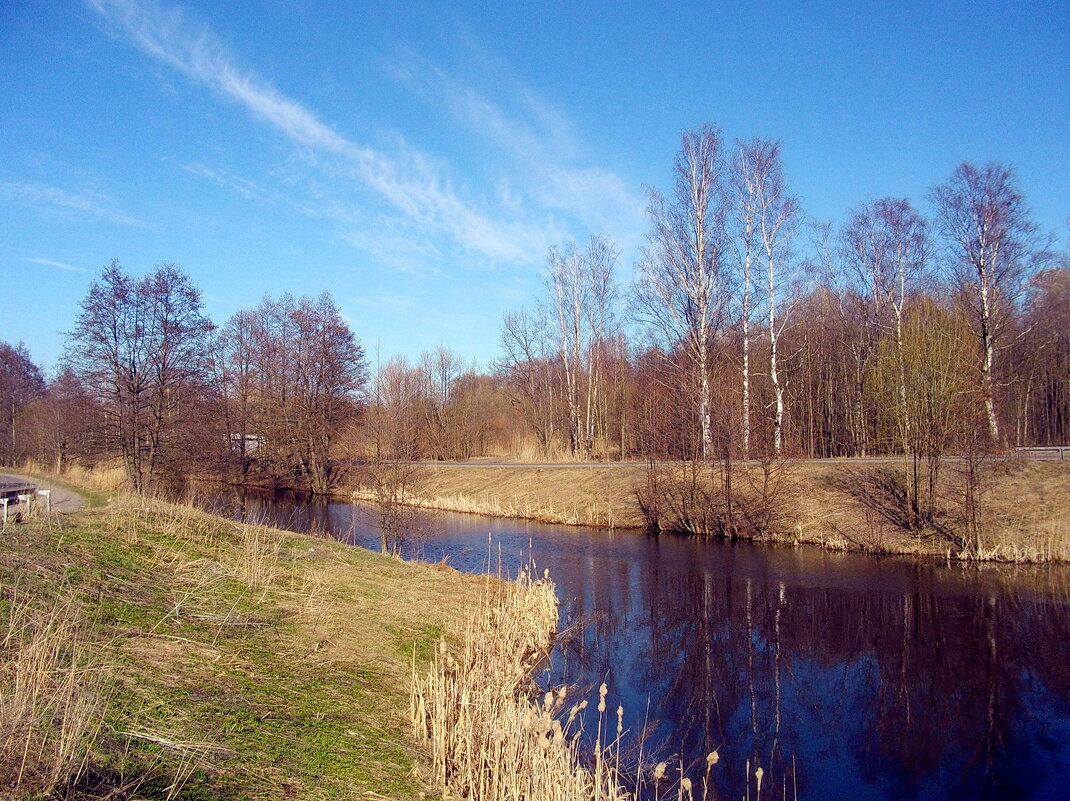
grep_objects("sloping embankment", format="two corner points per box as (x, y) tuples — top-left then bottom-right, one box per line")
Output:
(0, 491), (484, 799)
(348, 459), (1070, 562)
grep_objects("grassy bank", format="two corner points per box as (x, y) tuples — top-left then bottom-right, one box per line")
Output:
(0, 490), (482, 799)
(348, 459), (1070, 562)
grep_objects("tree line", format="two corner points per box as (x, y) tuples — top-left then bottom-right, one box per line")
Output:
(2, 122), (1067, 494)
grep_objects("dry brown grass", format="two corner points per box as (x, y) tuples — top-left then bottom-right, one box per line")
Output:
(351, 464), (645, 528)
(1, 485), (489, 799)
(51, 461), (128, 493)
(411, 568), (635, 800)
(0, 595), (107, 797)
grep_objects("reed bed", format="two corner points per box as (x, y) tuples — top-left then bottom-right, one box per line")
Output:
(410, 568), (635, 800)
(408, 569), (745, 801)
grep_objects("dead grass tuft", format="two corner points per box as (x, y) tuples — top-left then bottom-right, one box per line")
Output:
(0, 594), (107, 797)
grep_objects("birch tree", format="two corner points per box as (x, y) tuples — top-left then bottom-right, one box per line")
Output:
(931, 162), (1038, 444)
(635, 124), (729, 460)
(731, 145), (759, 458)
(736, 139), (798, 455)
(546, 235), (618, 456)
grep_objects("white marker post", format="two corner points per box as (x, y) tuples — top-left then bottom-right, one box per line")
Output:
(37, 489), (52, 514)
(1, 498), (8, 528)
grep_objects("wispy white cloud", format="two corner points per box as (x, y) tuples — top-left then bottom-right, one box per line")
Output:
(181, 162), (276, 204)
(27, 257), (87, 272)
(391, 51), (645, 250)
(0, 181), (148, 228)
(85, 0), (552, 264)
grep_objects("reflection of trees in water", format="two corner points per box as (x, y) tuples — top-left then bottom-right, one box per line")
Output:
(554, 541), (1070, 799)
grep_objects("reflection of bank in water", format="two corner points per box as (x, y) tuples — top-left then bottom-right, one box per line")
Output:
(191, 480), (1070, 801)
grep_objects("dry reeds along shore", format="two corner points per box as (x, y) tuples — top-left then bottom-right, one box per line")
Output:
(410, 566), (633, 800)
(409, 568), (736, 801)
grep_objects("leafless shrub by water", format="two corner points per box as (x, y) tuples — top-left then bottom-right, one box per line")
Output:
(636, 459), (798, 539)
(829, 458), (1022, 559)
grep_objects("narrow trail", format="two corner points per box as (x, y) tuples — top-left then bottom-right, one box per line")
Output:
(0, 473), (86, 512)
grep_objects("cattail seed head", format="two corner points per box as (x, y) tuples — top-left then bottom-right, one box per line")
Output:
(599, 683), (608, 698)
(706, 750), (719, 767)
(653, 762), (667, 780)
(681, 777), (693, 792)
(755, 766), (764, 789)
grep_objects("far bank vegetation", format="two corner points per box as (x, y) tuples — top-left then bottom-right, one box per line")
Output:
(3, 123), (1068, 559)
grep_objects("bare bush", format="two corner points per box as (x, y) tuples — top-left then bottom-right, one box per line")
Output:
(636, 459), (797, 539)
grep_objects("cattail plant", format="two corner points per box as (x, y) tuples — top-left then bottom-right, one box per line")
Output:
(410, 568), (631, 800)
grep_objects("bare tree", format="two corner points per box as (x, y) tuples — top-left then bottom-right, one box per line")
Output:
(17, 369), (101, 472)
(546, 235), (619, 457)
(0, 342), (45, 465)
(219, 292), (367, 493)
(216, 308), (259, 480)
(735, 139), (799, 455)
(730, 147), (759, 457)
(635, 124), (730, 460)
(931, 162), (1039, 444)
(841, 198), (928, 452)
(499, 307), (557, 454)
(1011, 267), (1070, 445)
(66, 261), (213, 490)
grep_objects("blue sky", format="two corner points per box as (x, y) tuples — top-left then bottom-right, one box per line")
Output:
(2, 0), (1068, 372)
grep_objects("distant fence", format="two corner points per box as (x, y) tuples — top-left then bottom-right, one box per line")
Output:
(1014, 446), (1070, 460)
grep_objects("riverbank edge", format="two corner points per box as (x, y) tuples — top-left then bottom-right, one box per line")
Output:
(344, 459), (1070, 564)
(0, 481), (503, 799)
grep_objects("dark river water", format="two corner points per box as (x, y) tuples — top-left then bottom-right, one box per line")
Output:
(198, 486), (1070, 801)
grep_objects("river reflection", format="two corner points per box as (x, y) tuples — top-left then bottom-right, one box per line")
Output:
(200, 486), (1070, 801)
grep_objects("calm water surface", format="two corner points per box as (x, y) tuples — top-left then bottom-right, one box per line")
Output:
(200, 486), (1070, 801)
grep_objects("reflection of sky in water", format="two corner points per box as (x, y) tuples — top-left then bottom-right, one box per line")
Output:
(202, 487), (1070, 800)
